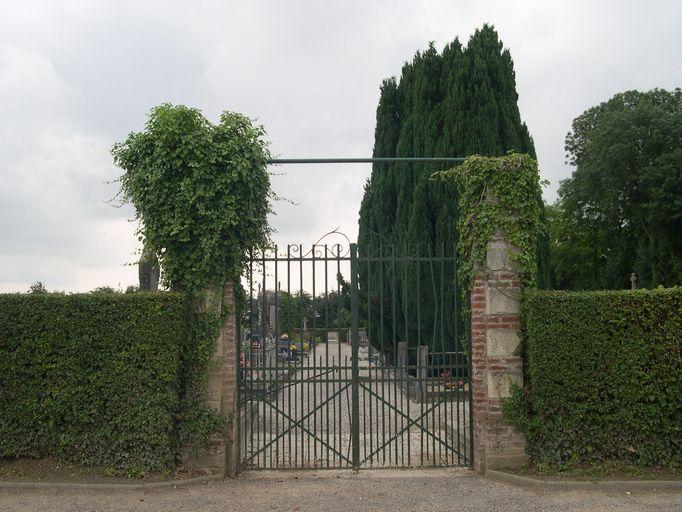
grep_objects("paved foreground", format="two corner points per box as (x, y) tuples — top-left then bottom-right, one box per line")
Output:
(1, 469), (680, 512)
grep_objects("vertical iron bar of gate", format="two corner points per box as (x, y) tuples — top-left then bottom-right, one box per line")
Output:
(286, 246), (292, 465)
(439, 244), (446, 466)
(236, 287), (242, 472)
(403, 243), (410, 467)
(324, 245), (330, 468)
(247, 252), (252, 464)
(350, 243), (360, 469)
(365, 248), (372, 465)
(467, 290), (474, 466)
(299, 244), (304, 467)
(311, 245), (317, 468)
(454, 243), (462, 465)
(261, 249), (267, 468)
(335, 251), (341, 467)
(274, 253), (280, 468)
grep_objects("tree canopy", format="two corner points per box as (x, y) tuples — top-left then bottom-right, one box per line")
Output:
(552, 88), (682, 289)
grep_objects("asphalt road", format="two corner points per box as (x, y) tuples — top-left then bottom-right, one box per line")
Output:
(1, 469), (680, 512)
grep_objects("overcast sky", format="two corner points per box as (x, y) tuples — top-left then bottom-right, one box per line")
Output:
(1, 0), (680, 292)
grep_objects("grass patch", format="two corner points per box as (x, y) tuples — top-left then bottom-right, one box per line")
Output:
(515, 461), (682, 482)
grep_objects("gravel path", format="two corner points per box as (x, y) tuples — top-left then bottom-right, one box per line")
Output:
(2, 470), (680, 512)
(241, 341), (471, 469)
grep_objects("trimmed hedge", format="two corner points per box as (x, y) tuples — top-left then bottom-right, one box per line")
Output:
(519, 288), (682, 467)
(0, 293), (188, 475)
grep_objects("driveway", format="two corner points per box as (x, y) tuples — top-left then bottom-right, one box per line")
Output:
(1, 469), (680, 512)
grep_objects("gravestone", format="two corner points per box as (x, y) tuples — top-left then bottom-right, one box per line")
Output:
(138, 248), (160, 291)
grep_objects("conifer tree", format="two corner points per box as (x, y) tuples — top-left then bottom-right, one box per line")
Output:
(359, 25), (546, 356)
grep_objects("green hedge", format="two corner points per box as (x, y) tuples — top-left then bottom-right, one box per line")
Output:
(519, 288), (682, 467)
(0, 293), (190, 475)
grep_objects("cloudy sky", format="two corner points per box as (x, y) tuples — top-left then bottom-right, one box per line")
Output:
(1, 0), (680, 292)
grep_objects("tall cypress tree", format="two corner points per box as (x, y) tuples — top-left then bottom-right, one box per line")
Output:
(359, 25), (546, 356)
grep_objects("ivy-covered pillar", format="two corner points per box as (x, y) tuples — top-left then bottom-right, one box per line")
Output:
(112, 105), (272, 479)
(434, 153), (544, 473)
(189, 280), (239, 477)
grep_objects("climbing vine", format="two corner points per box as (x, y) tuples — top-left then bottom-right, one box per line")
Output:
(433, 153), (545, 294)
(112, 104), (272, 295)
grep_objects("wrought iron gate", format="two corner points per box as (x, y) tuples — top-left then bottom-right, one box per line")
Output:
(237, 241), (472, 470)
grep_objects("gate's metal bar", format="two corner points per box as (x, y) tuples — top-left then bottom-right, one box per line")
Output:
(311, 245), (318, 467)
(365, 248), (373, 465)
(357, 382), (464, 465)
(236, 301), (242, 472)
(439, 245), (446, 465)
(261, 249), (267, 468)
(243, 383), (353, 466)
(267, 157), (466, 165)
(428, 249), (437, 465)
(298, 244), (304, 468)
(468, 289), (474, 465)
(403, 244), (411, 467)
(249, 254), (255, 467)
(238, 368), (337, 404)
(334, 254), (340, 467)
(324, 245), (330, 468)
(286, 245), (293, 465)
(416, 249), (424, 466)
(454, 245), (462, 465)
(350, 243), (360, 469)
(274, 248), (280, 468)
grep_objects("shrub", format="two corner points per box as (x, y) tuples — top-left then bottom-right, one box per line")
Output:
(519, 288), (682, 467)
(0, 293), (190, 476)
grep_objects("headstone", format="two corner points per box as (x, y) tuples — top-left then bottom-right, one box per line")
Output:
(138, 248), (160, 291)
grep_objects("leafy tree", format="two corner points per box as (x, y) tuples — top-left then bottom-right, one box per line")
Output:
(359, 25), (545, 355)
(557, 88), (682, 289)
(279, 290), (312, 337)
(28, 281), (48, 294)
(278, 273), (352, 338)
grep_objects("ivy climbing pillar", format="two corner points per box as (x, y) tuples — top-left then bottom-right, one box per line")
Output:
(433, 153), (544, 473)
(189, 280), (239, 477)
(470, 231), (527, 472)
(112, 105), (272, 477)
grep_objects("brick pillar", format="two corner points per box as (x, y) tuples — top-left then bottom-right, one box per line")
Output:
(188, 280), (239, 477)
(471, 230), (527, 473)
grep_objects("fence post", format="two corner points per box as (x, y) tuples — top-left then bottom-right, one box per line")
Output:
(350, 243), (361, 469)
